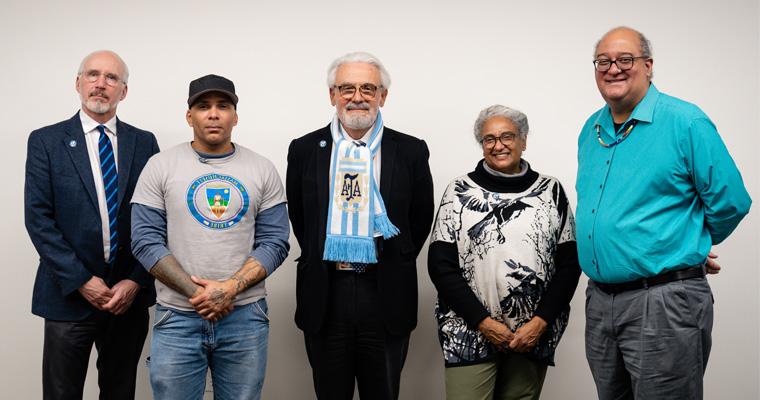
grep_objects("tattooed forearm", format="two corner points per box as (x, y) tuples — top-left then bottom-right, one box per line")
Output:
(228, 257), (268, 295)
(150, 255), (200, 298)
(230, 276), (247, 294)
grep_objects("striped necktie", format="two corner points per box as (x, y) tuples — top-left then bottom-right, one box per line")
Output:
(97, 125), (118, 264)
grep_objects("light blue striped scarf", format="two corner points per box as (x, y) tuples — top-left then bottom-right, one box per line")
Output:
(322, 112), (399, 263)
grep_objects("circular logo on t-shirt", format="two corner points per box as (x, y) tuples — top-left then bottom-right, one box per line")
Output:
(186, 173), (250, 230)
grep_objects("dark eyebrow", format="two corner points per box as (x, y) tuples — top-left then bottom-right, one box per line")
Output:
(596, 52), (635, 58)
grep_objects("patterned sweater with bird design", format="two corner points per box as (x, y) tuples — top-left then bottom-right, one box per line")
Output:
(428, 160), (580, 366)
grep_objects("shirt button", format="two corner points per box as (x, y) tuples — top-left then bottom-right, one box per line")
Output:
(606, 160), (610, 165)
(588, 234), (591, 239)
(592, 209), (595, 213)
(599, 184), (602, 188)
(592, 259), (596, 265)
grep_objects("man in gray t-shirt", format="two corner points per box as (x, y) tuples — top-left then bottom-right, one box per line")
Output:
(131, 74), (289, 400)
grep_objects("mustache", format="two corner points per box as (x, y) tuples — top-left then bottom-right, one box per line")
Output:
(89, 90), (109, 100)
(346, 102), (370, 110)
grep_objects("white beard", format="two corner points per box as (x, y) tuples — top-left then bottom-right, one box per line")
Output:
(84, 99), (116, 114)
(341, 112), (375, 130)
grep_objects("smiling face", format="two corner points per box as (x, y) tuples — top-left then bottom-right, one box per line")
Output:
(186, 92), (238, 154)
(481, 116), (526, 174)
(75, 51), (128, 123)
(594, 28), (653, 119)
(329, 62), (387, 139)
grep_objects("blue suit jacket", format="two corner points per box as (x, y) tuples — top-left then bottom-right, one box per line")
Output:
(25, 112), (160, 321)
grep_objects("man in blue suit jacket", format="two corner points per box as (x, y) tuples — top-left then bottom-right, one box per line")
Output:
(24, 50), (159, 400)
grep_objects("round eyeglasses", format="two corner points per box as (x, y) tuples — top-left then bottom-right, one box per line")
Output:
(480, 133), (517, 148)
(81, 70), (123, 86)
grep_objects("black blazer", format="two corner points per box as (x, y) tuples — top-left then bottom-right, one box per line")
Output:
(25, 112), (159, 321)
(286, 125), (434, 336)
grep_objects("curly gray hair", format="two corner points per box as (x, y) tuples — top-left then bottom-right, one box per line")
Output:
(473, 105), (529, 143)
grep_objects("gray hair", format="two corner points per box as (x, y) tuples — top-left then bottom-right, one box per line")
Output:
(595, 26), (653, 59)
(77, 50), (130, 84)
(473, 105), (529, 142)
(326, 52), (391, 89)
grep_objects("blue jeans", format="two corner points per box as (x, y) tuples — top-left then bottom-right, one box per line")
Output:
(149, 299), (269, 400)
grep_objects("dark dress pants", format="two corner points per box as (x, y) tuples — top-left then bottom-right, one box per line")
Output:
(585, 277), (713, 400)
(305, 269), (410, 400)
(43, 305), (149, 400)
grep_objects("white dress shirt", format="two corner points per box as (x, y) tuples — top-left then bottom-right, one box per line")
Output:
(79, 110), (118, 262)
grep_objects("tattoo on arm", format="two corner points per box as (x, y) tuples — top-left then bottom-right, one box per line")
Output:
(230, 276), (247, 294)
(150, 255), (200, 298)
(229, 257), (268, 295)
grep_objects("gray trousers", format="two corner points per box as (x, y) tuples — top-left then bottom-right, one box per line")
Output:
(585, 277), (713, 400)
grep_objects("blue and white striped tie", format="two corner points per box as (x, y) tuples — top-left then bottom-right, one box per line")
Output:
(97, 125), (118, 264)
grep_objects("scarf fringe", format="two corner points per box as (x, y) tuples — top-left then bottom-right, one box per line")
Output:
(323, 235), (378, 263)
(374, 213), (400, 239)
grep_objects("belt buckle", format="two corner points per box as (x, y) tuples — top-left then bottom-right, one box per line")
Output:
(336, 262), (354, 271)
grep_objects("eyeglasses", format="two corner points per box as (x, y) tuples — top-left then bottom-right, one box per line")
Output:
(480, 133), (517, 148)
(81, 70), (123, 86)
(334, 83), (381, 100)
(593, 56), (648, 72)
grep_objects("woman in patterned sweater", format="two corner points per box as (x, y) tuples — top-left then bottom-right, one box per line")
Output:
(428, 105), (581, 400)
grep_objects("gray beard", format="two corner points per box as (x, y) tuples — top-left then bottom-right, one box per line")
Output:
(84, 99), (115, 114)
(342, 113), (375, 130)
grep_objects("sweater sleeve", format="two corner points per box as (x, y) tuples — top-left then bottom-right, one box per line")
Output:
(534, 241), (581, 323)
(131, 203), (171, 272)
(249, 202), (290, 276)
(428, 240), (490, 328)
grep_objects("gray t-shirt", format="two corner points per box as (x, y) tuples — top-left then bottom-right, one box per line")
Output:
(131, 142), (286, 310)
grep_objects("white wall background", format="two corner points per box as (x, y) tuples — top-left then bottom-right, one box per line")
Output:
(2, 1), (757, 399)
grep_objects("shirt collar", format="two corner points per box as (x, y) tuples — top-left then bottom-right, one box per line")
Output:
(79, 110), (118, 135)
(594, 83), (660, 136)
(339, 124), (372, 144)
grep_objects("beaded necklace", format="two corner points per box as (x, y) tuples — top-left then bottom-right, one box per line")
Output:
(596, 119), (638, 148)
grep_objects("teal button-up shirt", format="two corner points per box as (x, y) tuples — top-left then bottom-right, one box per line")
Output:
(576, 84), (751, 283)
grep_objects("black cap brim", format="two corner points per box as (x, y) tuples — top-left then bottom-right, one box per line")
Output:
(187, 89), (239, 108)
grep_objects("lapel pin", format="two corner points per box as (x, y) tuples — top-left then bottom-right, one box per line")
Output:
(69, 140), (77, 148)
(319, 140), (327, 148)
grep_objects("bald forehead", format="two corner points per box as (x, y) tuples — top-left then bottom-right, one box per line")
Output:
(595, 28), (642, 56)
(79, 51), (128, 81)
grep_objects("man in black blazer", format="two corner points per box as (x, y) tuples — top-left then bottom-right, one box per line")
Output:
(24, 50), (159, 400)
(286, 52), (434, 400)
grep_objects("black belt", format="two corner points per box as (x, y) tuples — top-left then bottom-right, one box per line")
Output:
(594, 266), (705, 295)
(334, 262), (378, 273)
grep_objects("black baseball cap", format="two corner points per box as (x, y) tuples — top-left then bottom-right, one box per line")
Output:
(187, 74), (238, 107)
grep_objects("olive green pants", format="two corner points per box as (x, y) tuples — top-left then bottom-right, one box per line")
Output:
(445, 352), (548, 400)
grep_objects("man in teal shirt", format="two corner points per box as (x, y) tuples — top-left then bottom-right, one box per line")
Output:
(577, 27), (751, 400)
